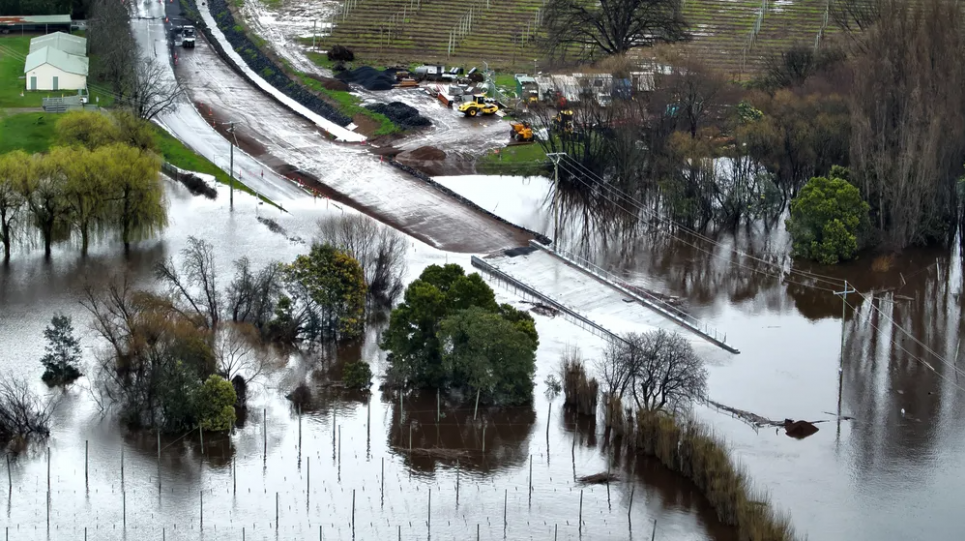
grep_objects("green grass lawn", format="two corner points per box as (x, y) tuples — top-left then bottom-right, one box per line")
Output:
(475, 141), (549, 175)
(295, 72), (400, 136)
(0, 35), (114, 108)
(0, 112), (56, 154)
(152, 126), (281, 208)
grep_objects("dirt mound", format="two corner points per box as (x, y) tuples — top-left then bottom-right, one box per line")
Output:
(395, 146), (473, 176)
(336, 66), (397, 91)
(366, 102), (432, 130)
(407, 146), (446, 161)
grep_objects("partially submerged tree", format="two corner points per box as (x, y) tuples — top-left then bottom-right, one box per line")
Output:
(282, 243), (367, 342)
(226, 257), (284, 333)
(600, 330), (707, 412)
(544, 0), (686, 60)
(382, 264), (539, 404)
(786, 170), (870, 264)
(39, 314), (83, 385)
(0, 378), (56, 444)
(0, 151), (31, 263)
(197, 375), (237, 431)
(155, 236), (220, 330)
(342, 360), (373, 390)
(316, 214), (408, 306)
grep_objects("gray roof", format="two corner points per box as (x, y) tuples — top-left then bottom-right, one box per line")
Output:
(0, 15), (72, 25)
(30, 32), (86, 56)
(24, 46), (89, 76)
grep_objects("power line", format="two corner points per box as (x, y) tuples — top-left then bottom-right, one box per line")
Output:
(554, 160), (840, 293)
(557, 154), (846, 289)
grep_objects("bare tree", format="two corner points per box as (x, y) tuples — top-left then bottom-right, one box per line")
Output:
(155, 236), (220, 330)
(214, 322), (271, 384)
(0, 377), (56, 443)
(604, 330), (706, 412)
(544, 0), (686, 60)
(88, 0), (136, 98)
(831, 0), (882, 35)
(226, 257), (283, 330)
(128, 57), (186, 122)
(316, 214), (408, 305)
(560, 347), (599, 416)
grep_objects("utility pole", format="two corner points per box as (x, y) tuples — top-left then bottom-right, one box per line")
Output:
(546, 153), (565, 248)
(833, 280), (855, 435)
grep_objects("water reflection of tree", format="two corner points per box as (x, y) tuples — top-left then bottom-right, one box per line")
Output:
(842, 252), (964, 478)
(383, 390), (535, 475)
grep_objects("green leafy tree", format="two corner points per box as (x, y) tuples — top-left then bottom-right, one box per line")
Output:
(382, 264), (540, 403)
(55, 110), (121, 151)
(343, 360), (373, 390)
(49, 146), (109, 256)
(22, 156), (72, 258)
(439, 307), (537, 405)
(0, 151), (32, 263)
(98, 143), (166, 250)
(284, 243), (366, 341)
(197, 375), (237, 431)
(40, 314), (83, 385)
(786, 170), (870, 264)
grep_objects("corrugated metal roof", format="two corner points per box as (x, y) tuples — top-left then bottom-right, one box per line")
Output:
(0, 15), (72, 25)
(24, 46), (89, 76)
(29, 32), (86, 56)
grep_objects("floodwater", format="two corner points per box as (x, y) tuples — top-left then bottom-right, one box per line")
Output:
(495, 178), (965, 541)
(0, 183), (736, 541)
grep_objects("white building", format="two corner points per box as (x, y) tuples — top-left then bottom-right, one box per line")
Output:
(24, 32), (88, 91)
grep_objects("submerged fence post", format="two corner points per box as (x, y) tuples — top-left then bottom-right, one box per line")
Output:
(263, 409), (267, 460)
(276, 492), (279, 528)
(381, 457), (385, 503)
(84, 441), (88, 486)
(474, 390), (480, 420)
(503, 488), (507, 527)
(199, 490), (203, 530)
(199, 425), (203, 455)
(427, 488), (431, 535)
(578, 489), (583, 533)
(482, 422), (486, 454)
(651, 519), (657, 541)
(352, 489), (356, 534)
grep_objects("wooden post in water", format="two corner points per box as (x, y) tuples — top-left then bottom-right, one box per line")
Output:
(381, 457), (385, 502)
(199, 425), (203, 455)
(651, 519), (657, 541)
(528, 454), (533, 494)
(482, 422), (486, 454)
(199, 490), (203, 530)
(456, 460), (460, 504)
(399, 392), (403, 426)
(307, 457), (310, 496)
(84, 440), (87, 486)
(6, 453), (10, 491)
(263, 409), (267, 460)
(298, 405), (302, 457)
(122, 487), (126, 527)
(474, 389), (480, 420)
(578, 489), (583, 534)
(120, 446), (124, 485)
(503, 488), (508, 527)
(157, 431), (161, 490)
(427, 488), (431, 535)
(555, 524), (558, 541)
(352, 489), (356, 533)
(436, 389), (440, 422)
(275, 491), (279, 528)
(232, 457), (236, 494)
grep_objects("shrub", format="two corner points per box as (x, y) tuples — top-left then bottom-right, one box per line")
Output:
(560, 349), (598, 416)
(197, 375), (237, 432)
(39, 314), (83, 386)
(343, 360), (373, 390)
(327, 45), (355, 62)
(786, 168), (870, 264)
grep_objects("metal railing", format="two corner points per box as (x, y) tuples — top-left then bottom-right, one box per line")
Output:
(529, 241), (740, 354)
(471, 256), (627, 345)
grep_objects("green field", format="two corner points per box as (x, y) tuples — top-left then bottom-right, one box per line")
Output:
(476, 141), (549, 176)
(0, 112), (56, 154)
(0, 35), (114, 108)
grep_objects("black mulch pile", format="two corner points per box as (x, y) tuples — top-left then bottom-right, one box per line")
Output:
(336, 66), (398, 91)
(365, 102), (432, 130)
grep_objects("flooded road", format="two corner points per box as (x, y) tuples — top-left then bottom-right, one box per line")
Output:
(0, 182), (735, 540)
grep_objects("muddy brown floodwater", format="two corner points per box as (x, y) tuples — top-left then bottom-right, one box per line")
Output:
(0, 182), (736, 541)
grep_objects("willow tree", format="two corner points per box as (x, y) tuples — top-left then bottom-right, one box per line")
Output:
(0, 151), (32, 263)
(23, 156), (72, 258)
(97, 144), (166, 251)
(49, 146), (110, 256)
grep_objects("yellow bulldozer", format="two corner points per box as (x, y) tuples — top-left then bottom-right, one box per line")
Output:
(509, 121), (534, 144)
(459, 95), (499, 117)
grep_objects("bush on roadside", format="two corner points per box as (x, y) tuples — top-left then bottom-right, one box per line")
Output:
(327, 45), (355, 62)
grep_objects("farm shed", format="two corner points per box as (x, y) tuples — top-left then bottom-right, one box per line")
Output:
(24, 45), (88, 91)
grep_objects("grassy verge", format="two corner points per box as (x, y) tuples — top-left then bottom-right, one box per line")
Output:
(0, 112), (56, 154)
(151, 126), (281, 208)
(634, 412), (797, 540)
(475, 142), (549, 176)
(295, 72), (400, 136)
(0, 35), (114, 108)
